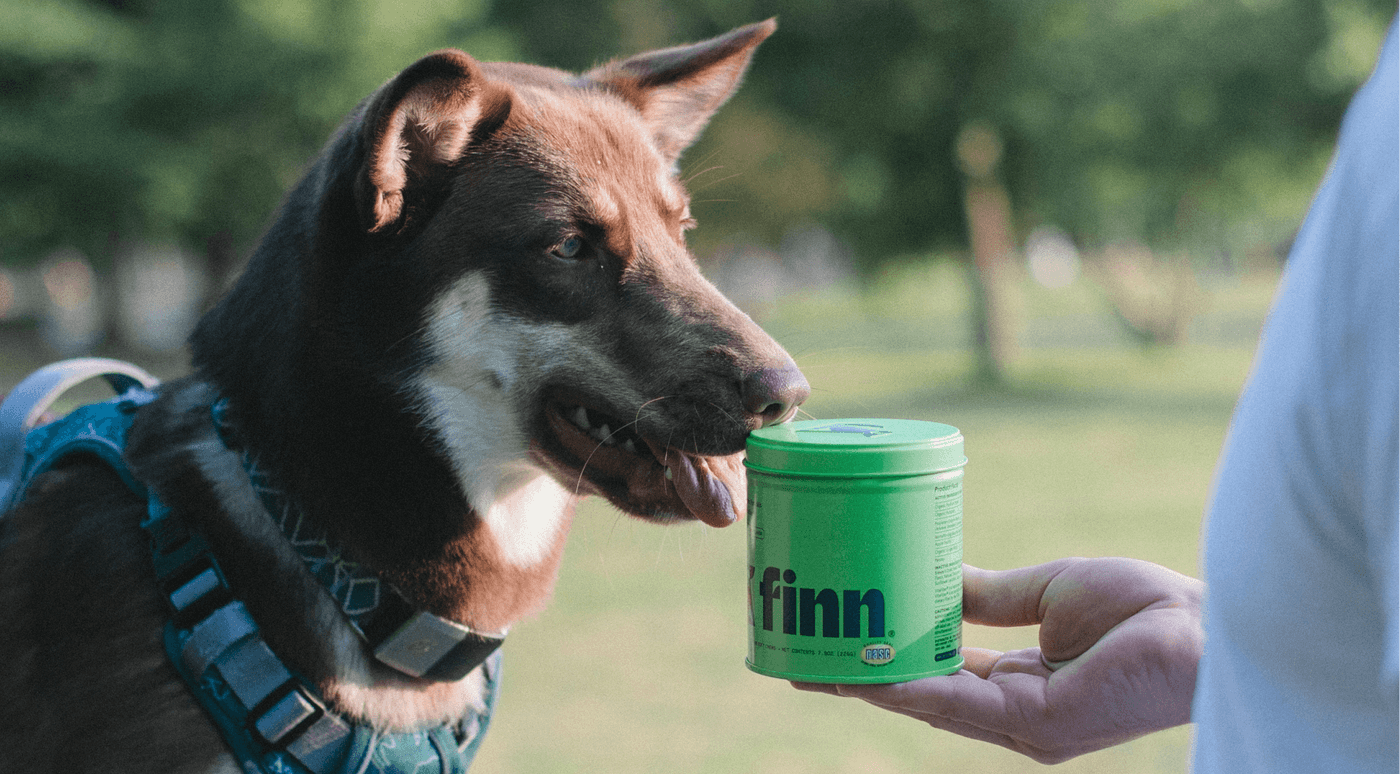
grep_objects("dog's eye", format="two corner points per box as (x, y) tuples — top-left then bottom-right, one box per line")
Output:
(551, 236), (584, 260)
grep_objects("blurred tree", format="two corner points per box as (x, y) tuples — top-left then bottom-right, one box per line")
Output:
(957, 122), (1018, 382)
(0, 0), (511, 273)
(1, 0), (1391, 355)
(992, 0), (1392, 255)
(6, 0), (1389, 271)
(489, 0), (1390, 377)
(0, 0), (512, 351)
(490, 0), (1392, 263)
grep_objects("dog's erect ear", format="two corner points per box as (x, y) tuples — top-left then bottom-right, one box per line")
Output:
(359, 50), (485, 233)
(585, 19), (776, 167)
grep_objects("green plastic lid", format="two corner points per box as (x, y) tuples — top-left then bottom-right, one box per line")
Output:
(745, 418), (965, 478)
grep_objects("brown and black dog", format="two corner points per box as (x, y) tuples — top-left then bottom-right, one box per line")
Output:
(0, 20), (806, 772)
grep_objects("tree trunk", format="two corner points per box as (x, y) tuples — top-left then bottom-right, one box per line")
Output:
(957, 123), (1017, 385)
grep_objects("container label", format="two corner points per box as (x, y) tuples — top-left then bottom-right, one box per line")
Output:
(861, 644), (895, 666)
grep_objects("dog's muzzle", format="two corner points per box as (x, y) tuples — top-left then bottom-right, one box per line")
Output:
(541, 363), (809, 527)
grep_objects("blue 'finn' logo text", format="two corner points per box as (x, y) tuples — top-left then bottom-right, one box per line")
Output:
(750, 566), (886, 638)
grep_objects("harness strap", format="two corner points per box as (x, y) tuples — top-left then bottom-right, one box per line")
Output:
(147, 486), (499, 774)
(1, 364), (499, 773)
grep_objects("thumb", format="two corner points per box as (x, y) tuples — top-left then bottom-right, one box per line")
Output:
(961, 560), (1077, 627)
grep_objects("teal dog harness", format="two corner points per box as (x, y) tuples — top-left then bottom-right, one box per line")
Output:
(0, 360), (499, 774)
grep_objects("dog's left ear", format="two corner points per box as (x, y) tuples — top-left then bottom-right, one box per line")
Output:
(586, 19), (776, 168)
(359, 50), (487, 233)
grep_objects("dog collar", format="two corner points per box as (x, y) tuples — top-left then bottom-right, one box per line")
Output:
(209, 397), (506, 682)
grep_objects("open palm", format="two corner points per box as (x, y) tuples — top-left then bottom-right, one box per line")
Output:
(794, 558), (1204, 763)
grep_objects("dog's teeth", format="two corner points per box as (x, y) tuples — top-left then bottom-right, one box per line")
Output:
(571, 406), (591, 429)
(623, 439), (637, 454)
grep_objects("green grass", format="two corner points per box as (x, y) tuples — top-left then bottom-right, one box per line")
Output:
(472, 267), (1277, 773)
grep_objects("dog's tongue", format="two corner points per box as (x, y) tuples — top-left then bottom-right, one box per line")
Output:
(665, 449), (746, 527)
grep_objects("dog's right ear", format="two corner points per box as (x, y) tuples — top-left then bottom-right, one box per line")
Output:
(357, 51), (486, 233)
(585, 19), (776, 169)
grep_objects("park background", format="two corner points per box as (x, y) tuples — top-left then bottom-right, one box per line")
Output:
(2, 1), (1393, 771)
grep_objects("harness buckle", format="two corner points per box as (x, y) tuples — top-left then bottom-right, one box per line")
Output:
(250, 685), (354, 774)
(253, 686), (319, 745)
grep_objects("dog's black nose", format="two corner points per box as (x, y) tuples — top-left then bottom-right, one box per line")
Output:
(742, 364), (810, 427)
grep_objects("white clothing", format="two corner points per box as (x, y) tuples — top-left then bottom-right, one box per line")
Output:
(1192, 21), (1399, 773)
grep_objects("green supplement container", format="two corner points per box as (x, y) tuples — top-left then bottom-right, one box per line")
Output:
(744, 419), (966, 683)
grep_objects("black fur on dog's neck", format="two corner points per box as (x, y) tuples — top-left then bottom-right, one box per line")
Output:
(187, 100), (543, 631)
(193, 115), (426, 544)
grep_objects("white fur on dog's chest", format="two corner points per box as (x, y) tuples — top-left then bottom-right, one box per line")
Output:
(413, 274), (576, 568)
(479, 466), (573, 567)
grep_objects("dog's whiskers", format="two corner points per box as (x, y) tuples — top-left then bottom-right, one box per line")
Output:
(682, 164), (725, 186)
(687, 170), (744, 193)
(632, 395), (670, 427)
(701, 399), (741, 426)
(680, 147), (725, 184)
(572, 441), (604, 497)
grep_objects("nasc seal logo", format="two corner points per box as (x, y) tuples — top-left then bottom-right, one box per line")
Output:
(797, 422), (893, 438)
(861, 643), (896, 666)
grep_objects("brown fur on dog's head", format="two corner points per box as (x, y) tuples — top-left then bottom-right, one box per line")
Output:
(356, 20), (777, 235)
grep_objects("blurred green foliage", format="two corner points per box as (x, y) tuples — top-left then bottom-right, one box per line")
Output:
(0, 0), (512, 264)
(0, 0), (1392, 269)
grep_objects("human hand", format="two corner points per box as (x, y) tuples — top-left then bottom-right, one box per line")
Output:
(792, 558), (1204, 763)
